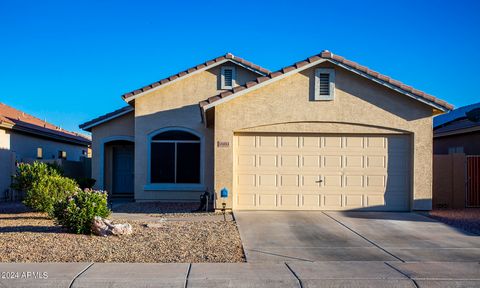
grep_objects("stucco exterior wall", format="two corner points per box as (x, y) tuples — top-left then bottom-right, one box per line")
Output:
(213, 63), (435, 210)
(133, 63), (260, 201)
(9, 132), (87, 162)
(91, 112), (134, 190)
(0, 128), (13, 199)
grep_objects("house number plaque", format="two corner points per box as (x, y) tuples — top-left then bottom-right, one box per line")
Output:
(217, 141), (229, 148)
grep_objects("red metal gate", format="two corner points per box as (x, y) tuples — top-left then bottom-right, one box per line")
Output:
(467, 156), (480, 207)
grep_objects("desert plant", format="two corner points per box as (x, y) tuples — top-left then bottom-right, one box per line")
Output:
(53, 189), (111, 234)
(26, 174), (78, 214)
(11, 162), (60, 193)
(11, 162), (77, 213)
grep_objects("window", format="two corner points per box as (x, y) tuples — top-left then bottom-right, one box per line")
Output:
(150, 130), (201, 184)
(58, 150), (67, 159)
(314, 68), (335, 100)
(221, 66), (236, 89)
(36, 147), (43, 159)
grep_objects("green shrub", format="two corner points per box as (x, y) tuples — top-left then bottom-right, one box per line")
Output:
(11, 162), (60, 193)
(53, 189), (110, 234)
(11, 162), (78, 213)
(27, 174), (78, 214)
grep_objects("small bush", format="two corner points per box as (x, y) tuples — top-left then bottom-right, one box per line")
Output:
(11, 162), (60, 193)
(75, 178), (96, 190)
(27, 174), (78, 214)
(53, 189), (111, 234)
(11, 162), (78, 213)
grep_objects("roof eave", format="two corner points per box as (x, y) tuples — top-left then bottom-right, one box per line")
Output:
(122, 58), (269, 104)
(79, 106), (134, 132)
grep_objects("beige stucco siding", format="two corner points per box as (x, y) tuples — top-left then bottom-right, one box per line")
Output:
(91, 111), (134, 190)
(133, 64), (259, 201)
(214, 63), (434, 210)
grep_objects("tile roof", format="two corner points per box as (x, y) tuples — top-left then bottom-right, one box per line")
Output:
(79, 105), (133, 131)
(0, 102), (91, 145)
(122, 53), (270, 101)
(199, 50), (454, 112)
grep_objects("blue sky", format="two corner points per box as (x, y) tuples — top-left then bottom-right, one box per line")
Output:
(0, 0), (479, 134)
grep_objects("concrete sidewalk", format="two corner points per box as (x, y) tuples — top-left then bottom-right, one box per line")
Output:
(0, 261), (479, 288)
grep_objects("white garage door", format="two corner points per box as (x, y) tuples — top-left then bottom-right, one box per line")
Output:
(234, 134), (410, 211)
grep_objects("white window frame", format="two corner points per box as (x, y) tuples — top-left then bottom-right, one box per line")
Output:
(314, 68), (335, 101)
(221, 66), (236, 89)
(145, 127), (205, 191)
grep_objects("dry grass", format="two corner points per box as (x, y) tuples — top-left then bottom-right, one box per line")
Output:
(429, 209), (480, 235)
(0, 202), (245, 263)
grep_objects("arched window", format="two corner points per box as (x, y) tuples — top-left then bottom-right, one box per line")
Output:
(150, 130), (201, 184)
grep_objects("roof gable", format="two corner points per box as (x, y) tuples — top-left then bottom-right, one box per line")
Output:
(199, 51), (454, 117)
(122, 53), (270, 103)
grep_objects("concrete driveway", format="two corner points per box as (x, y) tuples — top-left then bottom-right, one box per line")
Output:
(234, 211), (480, 262)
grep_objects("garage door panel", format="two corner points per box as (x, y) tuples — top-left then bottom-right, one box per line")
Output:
(345, 175), (364, 187)
(323, 194), (343, 207)
(302, 194), (321, 207)
(237, 154), (256, 168)
(323, 155), (343, 168)
(344, 194), (364, 207)
(302, 137), (321, 148)
(235, 134), (410, 211)
(258, 174), (277, 188)
(279, 194), (299, 207)
(258, 154), (277, 168)
(344, 155), (364, 168)
(323, 136), (343, 148)
(258, 194), (277, 208)
(302, 174), (321, 187)
(366, 137), (386, 149)
(237, 174), (256, 187)
(322, 174), (343, 188)
(237, 193), (256, 207)
(279, 174), (299, 187)
(302, 155), (321, 167)
(280, 155), (300, 168)
(344, 137), (364, 149)
(258, 136), (277, 148)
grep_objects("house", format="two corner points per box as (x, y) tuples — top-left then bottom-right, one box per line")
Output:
(80, 51), (453, 211)
(432, 102), (480, 208)
(433, 102), (480, 155)
(0, 102), (91, 199)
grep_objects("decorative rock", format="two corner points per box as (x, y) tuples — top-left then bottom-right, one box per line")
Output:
(91, 216), (133, 237)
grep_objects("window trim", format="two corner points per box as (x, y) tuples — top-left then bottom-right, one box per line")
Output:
(221, 66), (236, 89)
(146, 127), (205, 191)
(314, 68), (335, 100)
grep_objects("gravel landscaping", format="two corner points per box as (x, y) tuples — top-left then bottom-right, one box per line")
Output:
(428, 209), (480, 235)
(0, 202), (245, 263)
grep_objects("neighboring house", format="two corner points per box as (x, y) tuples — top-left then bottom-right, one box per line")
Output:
(0, 102), (91, 199)
(433, 102), (480, 155)
(80, 51), (453, 211)
(432, 102), (480, 208)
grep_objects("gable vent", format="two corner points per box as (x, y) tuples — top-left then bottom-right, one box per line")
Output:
(224, 69), (233, 87)
(319, 73), (330, 96)
(314, 68), (335, 101)
(221, 66), (236, 89)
